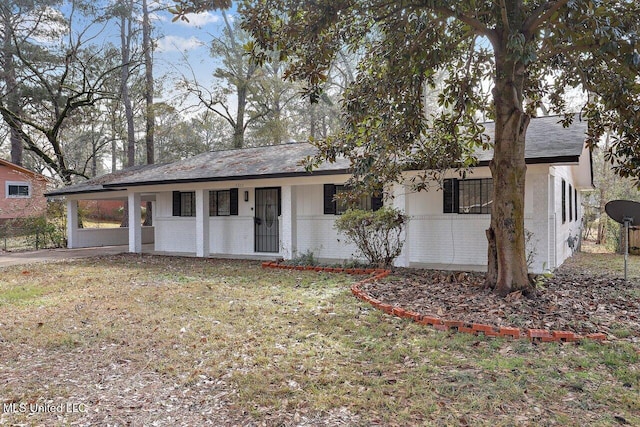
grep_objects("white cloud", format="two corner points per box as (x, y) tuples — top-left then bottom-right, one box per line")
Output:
(174, 12), (221, 28)
(19, 6), (68, 44)
(156, 35), (204, 53)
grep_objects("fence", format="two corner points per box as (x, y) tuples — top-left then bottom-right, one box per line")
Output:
(629, 227), (640, 255)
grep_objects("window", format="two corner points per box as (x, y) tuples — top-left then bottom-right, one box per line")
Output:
(323, 184), (383, 215)
(210, 190), (230, 216)
(574, 187), (578, 221)
(443, 178), (493, 214)
(335, 185), (373, 214)
(181, 192), (195, 217)
(561, 179), (566, 224)
(6, 182), (30, 198)
(209, 189), (238, 216)
(569, 183), (573, 222)
(173, 189), (239, 217)
(172, 191), (195, 217)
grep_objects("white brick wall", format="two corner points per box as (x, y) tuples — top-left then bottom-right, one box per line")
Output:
(147, 167), (581, 272)
(408, 214), (490, 268)
(209, 216), (255, 255)
(296, 215), (362, 262)
(75, 227), (154, 248)
(401, 166), (552, 273)
(154, 217), (197, 253)
(550, 165), (584, 268)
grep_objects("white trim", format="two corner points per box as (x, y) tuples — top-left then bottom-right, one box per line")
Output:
(5, 181), (31, 198)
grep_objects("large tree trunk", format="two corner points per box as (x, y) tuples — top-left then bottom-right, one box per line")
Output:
(485, 53), (532, 296)
(1, 12), (23, 166)
(142, 0), (154, 166)
(309, 102), (317, 139)
(121, 8), (135, 169)
(596, 132), (611, 244)
(220, 11), (247, 149)
(120, 2), (135, 228)
(233, 84), (246, 148)
(142, 0), (154, 226)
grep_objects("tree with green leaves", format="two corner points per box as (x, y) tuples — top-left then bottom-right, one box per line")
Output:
(174, 1), (638, 297)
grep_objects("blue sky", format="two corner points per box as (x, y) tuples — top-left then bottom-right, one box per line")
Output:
(50, 0), (236, 111)
(149, 3), (237, 110)
(57, 1), (236, 111)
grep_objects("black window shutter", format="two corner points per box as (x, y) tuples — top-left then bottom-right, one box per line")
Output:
(371, 192), (384, 211)
(277, 187), (282, 216)
(172, 191), (181, 216)
(561, 179), (566, 223)
(323, 184), (336, 214)
(569, 184), (573, 222)
(229, 188), (239, 216)
(443, 179), (459, 213)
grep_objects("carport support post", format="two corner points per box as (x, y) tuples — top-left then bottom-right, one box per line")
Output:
(195, 189), (210, 257)
(66, 199), (79, 249)
(128, 192), (142, 253)
(281, 185), (297, 260)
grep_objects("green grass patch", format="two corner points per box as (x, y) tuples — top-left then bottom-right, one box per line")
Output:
(0, 284), (45, 305)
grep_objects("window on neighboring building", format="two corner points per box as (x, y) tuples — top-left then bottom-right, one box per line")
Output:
(209, 189), (238, 216)
(561, 179), (566, 224)
(323, 184), (383, 215)
(172, 191), (195, 217)
(443, 178), (493, 214)
(6, 182), (30, 198)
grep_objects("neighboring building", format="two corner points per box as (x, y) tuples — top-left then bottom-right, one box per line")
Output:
(46, 116), (593, 273)
(0, 159), (49, 221)
(79, 200), (125, 221)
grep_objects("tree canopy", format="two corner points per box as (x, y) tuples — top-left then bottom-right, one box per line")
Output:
(169, 0), (640, 296)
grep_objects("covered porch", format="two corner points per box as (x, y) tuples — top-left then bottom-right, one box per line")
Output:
(62, 183), (302, 261)
(65, 191), (156, 253)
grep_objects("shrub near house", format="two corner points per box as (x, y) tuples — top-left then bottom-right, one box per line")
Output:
(334, 207), (408, 268)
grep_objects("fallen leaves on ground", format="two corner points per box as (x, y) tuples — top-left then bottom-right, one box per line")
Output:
(361, 259), (640, 340)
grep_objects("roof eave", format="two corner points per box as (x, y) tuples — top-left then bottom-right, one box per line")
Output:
(102, 168), (352, 189)
(45, 188), (123, 197)
(0, 159), (50, 180)
(475, 155), (581, 167)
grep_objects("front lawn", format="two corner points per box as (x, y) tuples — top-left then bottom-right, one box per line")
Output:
(0, 254), (638, 426)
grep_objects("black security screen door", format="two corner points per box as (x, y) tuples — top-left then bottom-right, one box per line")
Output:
(255, 187), (280, 253)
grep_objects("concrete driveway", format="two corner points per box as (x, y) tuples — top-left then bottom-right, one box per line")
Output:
(0, 245), (134, 268)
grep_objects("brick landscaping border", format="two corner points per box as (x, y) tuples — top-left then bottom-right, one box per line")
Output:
(261, 262), (608, 343)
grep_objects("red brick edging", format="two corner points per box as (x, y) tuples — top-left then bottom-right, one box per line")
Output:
(261, 262), (607, 343)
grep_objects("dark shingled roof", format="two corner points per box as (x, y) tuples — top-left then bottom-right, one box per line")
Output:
(47, 163), (168, 196)
(47, 144), (350, 196)
(47, 115), (587, 197)
(104, 142), (351, 188)
(477, 115), (587, 164)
